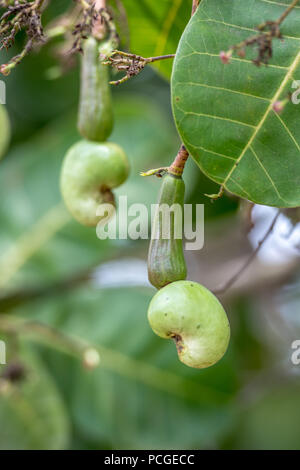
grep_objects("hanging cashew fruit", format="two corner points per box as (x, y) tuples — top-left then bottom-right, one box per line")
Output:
(148, 173), (187, 289)
(0, 104), (10, 159)
(60, 139), (129, 226)
(77, 37), (114, 142)
(148, 280), (230, 369)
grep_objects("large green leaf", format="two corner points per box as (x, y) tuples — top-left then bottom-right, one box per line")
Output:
(171, 0), (300, 207)
(117, 0), (192, 80)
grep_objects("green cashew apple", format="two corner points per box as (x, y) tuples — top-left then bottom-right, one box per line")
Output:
(148, 280), (230, 369)
(60, 139), (129, 226)
(78, 37), (114, 142)
(0, 104), (11, 159)
(148, 172), (187, 289)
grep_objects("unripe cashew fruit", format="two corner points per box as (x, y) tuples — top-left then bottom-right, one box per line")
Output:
(148, 173), (187, 289)
(78, 37), (114, 142)
(0, 104), (11, 160)
(60, 139), (129, 226)
(148, 280), (230, 369)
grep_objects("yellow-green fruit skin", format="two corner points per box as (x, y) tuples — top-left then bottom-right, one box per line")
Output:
(78, 37), (113, 142)
(148, 280), (230, 369)
(0, 105), (10, 159)
(60, 140), (129, 226)
(148, 173), (187, 289)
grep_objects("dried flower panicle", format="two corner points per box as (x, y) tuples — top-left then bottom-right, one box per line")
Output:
(220, 20), (283, 68)
(0, 0), (46, 74)
(219, 0), (300, 68)
(70, 2), (98, 54)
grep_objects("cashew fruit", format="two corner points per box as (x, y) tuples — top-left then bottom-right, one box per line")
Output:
(60, 139), (129, 226)
(0, 104), (10, 160)
(78, 37), (113, 142)
(148, 280), (230, 369)
(148, 173), (187, 289)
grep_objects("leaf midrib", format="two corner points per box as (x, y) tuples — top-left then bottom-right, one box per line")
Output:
(223, 51), (300, 190)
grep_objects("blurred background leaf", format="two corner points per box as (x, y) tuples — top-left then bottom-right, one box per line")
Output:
(113, 0), (192, 80)
(0, 345), (70, 450)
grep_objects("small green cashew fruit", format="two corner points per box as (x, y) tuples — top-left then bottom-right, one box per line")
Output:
(60, 139), (129, 226)
(148, 173), (187, 289)
(148, 280), (230, 369)
(0, 104), (11, 160)
(78, 37), (114, 142)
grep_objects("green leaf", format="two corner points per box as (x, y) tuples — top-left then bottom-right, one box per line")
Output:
(118, 0), (192, 80)
(171, 0), (300, 207)
(0, 346), (70, 449)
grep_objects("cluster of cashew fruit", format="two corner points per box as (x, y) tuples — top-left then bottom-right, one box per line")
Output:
(60, 36), (129, 227)
(147, 164), (230, 369)
(59, 34), (229, 371)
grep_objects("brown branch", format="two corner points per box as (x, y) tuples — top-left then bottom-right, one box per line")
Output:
(213, 210), (281, 295)
(95, 0), (107, 7)
(141, 146), (189, 178)
(169, 145), (189, 177)
(191, 0), (200, 16)
(92, 0), (107, 39)
(148, 53), (175, 62)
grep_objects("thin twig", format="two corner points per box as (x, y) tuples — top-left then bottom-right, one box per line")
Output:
(213, 210), (281, 295)
(92, 0), (107, 39)
(276, 0), (299, 25)
(141, 145), (189, 178)
(148, 53), (175, 62)
(191, 0), (200, 16)
(0, 315), (100, 368)
(105, 0), (200, 85)
(105, 51), (175, 85)
(169, 145), (189, 177)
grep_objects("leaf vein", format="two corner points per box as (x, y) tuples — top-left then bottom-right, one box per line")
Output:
(196, 18), (300, 41)
(273, 111), (300, 152)
(175, 107), (256, 128)
(189, 144), (236, 161)
(250, 145), (287, 203)
(258, 0), (300, 9)
(177, 51), (289, 70)
(224, 51), (300, 190)
(175, 81), (271, 101)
